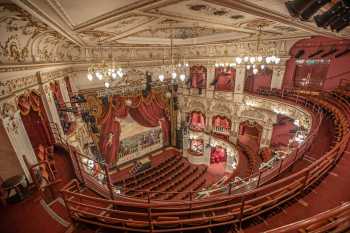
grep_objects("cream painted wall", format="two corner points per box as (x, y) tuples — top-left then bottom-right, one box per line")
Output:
(0, 122), (23, 180)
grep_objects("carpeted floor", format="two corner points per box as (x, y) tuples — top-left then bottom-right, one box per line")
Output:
(244, 117), (350, 232)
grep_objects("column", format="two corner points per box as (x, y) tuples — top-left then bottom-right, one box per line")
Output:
(234, 65), (246, 103)
(271, 64), (286, 89)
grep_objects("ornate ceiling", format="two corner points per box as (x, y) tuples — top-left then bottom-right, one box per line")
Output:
(9, 0), (350, 48)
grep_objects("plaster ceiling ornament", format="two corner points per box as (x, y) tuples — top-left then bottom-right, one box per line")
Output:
(78, 30), (114, 45)
(0, 102), (17, 119)
(0, 3), (81, 64)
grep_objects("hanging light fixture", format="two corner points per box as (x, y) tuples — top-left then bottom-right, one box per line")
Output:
(86, 38), (126, 88)
(157, 25), (189, 83)
(233, 25), (281, 72)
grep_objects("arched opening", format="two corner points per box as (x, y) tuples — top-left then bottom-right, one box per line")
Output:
(244, 68), (273, 93)
(18, 91), (54, 150)
(188, 111), (205, 131)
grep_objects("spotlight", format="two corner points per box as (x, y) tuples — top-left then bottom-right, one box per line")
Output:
(330, 10), (350, 32)
(285, 0), (314, 17)
(300, 0), (331, 21)
(314, 1), (343, 27)
(308, 49), (324, 58)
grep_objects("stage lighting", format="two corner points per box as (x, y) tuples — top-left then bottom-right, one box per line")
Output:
(285, 0), (314, 17)
(330, 10), (350, 32)
(314, 1), (343, 27)
(295, 50), (305, 59)
(308, 49), (324, 58)
(300, 0), (331, 21)
(320, 48), (338, 58)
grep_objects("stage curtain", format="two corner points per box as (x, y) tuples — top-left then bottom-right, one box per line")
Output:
(190, 65), (207, 89)
(128, 93), (170, 144)
(99, 103), (121, 165)
(98, 92), (170, 164)
(19, 91), (53, 149)
(214, 67), (235, 91)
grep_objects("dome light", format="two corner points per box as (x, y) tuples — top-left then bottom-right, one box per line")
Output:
(236, 57), (242, 64)
(96, 72), (103, 80)
(87, 73), (93, 81)
(111, 72), (117, 79)
(257, 56), (263, 62)
(244, 56), (249, 62)
(171, 71), (177, 79)
(247, 65), (251, 70)
(159, 74), (165, 82)
(261, 64), (265, 70)
(250, 56), (256, 64)
(104, 82), (110, 88)
(275, 57), (281, 64)
(253, 68), (258, 75)
(180, 74), (186, 81)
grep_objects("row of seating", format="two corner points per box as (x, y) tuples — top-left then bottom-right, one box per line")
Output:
(148, 166), (205, 200)
(60, 90), (350, 232)
(114, 154), (180, 188)
(134, 163), (190, 199)
(126, 159), (186, 194)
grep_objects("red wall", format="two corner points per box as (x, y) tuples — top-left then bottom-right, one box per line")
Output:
(283, 36), (350, 91)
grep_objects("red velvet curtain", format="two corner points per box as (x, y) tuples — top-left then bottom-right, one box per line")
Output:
(190, 65), (207, 89)
(99, 92), (170, 165)
(19, 91), (53, 149)
(99, 102), (121, 165)
(214, 67), (235, 91)
(190, 111), (205, 130)
(212, 115), (231, 130)
(211, 147), (226, 164)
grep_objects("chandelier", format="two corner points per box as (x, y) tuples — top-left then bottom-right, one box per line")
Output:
(86, 39), (126, 88)
(157, 27), (189, 82)
(87, 60), (125, 88)
(215, 25), (281, 75)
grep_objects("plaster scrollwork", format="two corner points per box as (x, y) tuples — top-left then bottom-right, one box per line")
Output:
(0, 4), (81, 65)
(240, 109), (266, 121)
(187, 99), (206, 113)
(209, 102), (231, 116)
(0, 74), (38, 99)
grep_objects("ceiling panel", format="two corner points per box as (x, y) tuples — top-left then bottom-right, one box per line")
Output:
(57, 0), (144, 26)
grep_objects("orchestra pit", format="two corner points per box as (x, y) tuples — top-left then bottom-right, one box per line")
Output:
(1, 0), (350, 232)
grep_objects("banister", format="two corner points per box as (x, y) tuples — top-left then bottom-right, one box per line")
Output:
(58, 89), (350, 232)
(263, 202), (350, 233)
